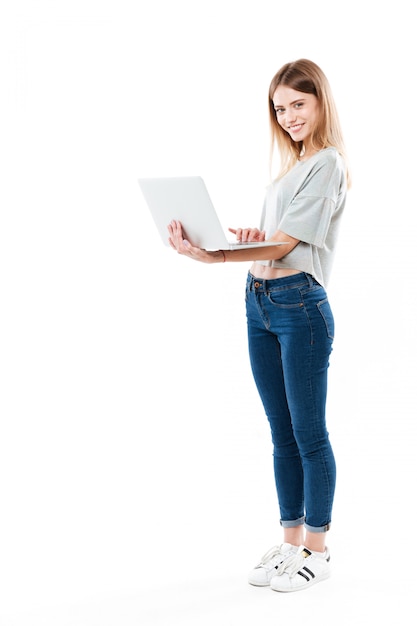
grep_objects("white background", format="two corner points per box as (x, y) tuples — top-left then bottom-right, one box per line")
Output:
(1, 1), (416, 624)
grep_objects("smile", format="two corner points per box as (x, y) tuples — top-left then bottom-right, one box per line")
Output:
(288, 123), (304, 132)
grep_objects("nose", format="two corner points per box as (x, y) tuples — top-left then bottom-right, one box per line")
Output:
(285, 109), (297, 125)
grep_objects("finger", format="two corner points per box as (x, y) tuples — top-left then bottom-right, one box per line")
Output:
(168, 220), (184, 244)
(241, 229), (251, 242)
(249, 228), (261, 241)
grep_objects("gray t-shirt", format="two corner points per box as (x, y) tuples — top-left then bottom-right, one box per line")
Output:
(258, 147), (347, 287)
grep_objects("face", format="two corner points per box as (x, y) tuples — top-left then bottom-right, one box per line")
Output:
(272, 85), (320, 152)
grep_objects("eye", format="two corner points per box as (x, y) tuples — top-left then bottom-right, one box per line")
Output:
(294, 102), (304, 109)
(275, 107), (285, 114)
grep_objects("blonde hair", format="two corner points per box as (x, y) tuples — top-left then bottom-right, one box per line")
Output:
(268, 59), (351, 187)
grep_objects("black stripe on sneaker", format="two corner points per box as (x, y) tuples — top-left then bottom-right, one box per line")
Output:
(297, 567), (315, 582)
(303, 567), (315, 579)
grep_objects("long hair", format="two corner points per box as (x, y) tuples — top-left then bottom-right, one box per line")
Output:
(268, 59), (351, 187)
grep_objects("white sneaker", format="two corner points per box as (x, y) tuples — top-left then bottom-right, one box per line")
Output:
(270, 545), (331, 592)
(248, 543), (296, 586)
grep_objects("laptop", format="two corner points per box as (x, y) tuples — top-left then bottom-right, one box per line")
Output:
(138, 176), (287, 251)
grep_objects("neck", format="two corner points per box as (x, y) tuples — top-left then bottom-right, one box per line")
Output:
(299, 145), (319, 161)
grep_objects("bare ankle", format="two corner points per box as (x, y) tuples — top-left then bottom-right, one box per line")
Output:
(304, 530), (326, 552)
(283, 526), (304, 547)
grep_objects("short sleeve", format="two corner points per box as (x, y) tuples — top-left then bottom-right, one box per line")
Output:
(279, 195), (335, 248)
(278, 153), (344, 248)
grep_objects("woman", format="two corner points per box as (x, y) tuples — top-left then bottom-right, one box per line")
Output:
(168, 59), (349, 593)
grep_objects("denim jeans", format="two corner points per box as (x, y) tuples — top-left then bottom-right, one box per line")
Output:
(245, 271), (336, 532)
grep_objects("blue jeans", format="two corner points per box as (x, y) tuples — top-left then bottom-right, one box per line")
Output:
(245, 271), (336, 533)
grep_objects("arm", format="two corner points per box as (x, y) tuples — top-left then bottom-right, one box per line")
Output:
(167, 220), (300, 264)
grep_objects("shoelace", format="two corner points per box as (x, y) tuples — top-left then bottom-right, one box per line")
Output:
(276, 552), (307, 578)
(258, 545), (287, 566)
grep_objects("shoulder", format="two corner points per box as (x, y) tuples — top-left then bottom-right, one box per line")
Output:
(309, 146), (343, 165)
(297, 148), (347, 200)
(303, 148), (346, 187)
(311, 147), (345, 173)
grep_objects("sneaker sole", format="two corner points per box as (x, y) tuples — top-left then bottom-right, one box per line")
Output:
(270, 570), (330, 593)
(248, 579), (271, 587)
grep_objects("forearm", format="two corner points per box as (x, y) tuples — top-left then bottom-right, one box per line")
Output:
(221, 241), (296, 263)
(168, 220), (299, 264)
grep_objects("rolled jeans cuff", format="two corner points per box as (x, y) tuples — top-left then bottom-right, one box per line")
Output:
(304, 522), (331, 533)
(280, 516), (305, 528)
(280, 518), (331, 533)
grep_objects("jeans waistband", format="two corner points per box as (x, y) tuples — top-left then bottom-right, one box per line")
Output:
(246, 271), (318, 292)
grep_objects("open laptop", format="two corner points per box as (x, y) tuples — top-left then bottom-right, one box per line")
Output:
(138, 176), (286, 251)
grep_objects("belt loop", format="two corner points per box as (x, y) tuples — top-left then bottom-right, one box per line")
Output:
(306, 272), (314, 287)
(248, 273), (255, 291)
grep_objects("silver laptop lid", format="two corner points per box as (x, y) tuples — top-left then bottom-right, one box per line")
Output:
(138, 176), (285, 251)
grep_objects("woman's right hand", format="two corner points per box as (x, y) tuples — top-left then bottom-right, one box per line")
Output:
(167, 220), (223, 264)
(228, 227), (266, 243)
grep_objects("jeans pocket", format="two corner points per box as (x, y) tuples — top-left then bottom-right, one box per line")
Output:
(317, 299), (335, 339)
(267, 289), (304, 308)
